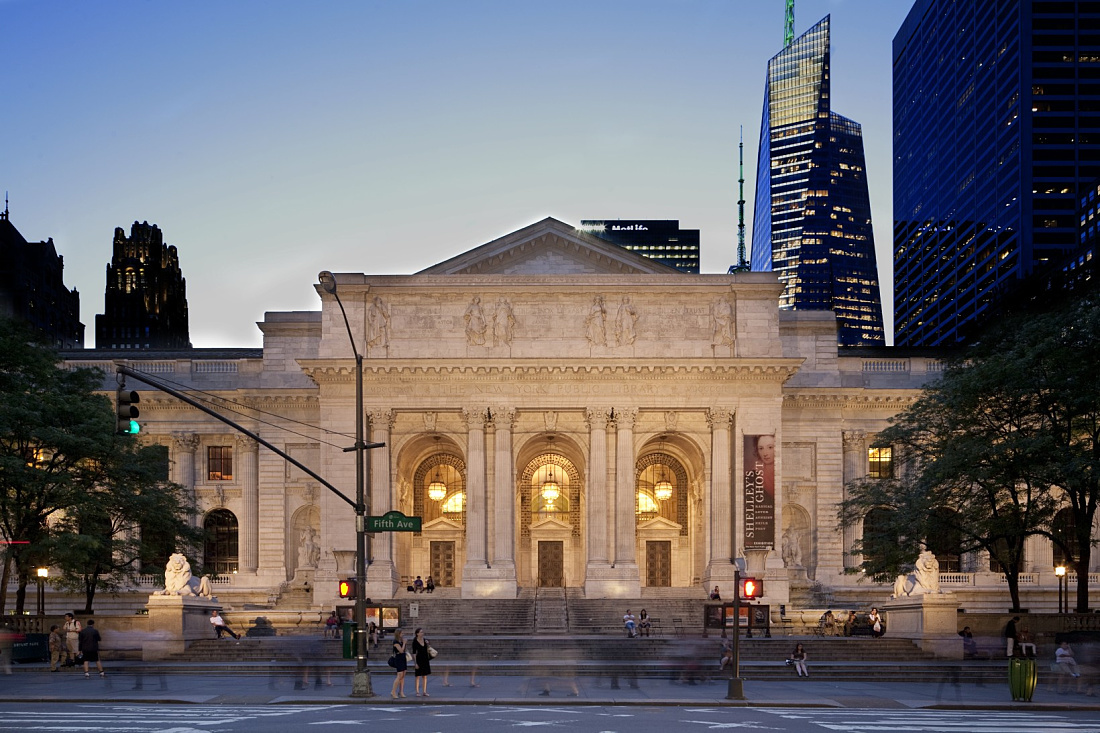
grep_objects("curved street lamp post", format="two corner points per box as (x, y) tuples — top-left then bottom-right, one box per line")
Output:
(319, 271), (385, 698)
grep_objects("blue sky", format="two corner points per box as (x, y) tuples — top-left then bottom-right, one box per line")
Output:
(3, 0), (913, 347)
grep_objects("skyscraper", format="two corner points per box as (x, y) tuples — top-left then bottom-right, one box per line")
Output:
(893, 0), (1100, 346)
(578, 220), (700, 273)
(0, 204), (84, 348)
(95, 221), (191, 349)
(751, 15), (886, 347)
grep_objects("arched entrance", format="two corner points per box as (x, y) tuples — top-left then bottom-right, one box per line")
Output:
(203, 509), (239, 576)
(519, 451), (582, 588)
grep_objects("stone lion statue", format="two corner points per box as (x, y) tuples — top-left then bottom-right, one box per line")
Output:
(892, 549), (941, 598)
(158, 553), (213, 598)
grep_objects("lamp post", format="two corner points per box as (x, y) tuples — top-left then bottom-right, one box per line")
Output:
(319, 270), (384, 698)
(36, 567), (48, 617)
(1055, 565), (1066, 614)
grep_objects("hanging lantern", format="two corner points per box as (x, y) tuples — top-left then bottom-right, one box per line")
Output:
(541, 465), (561, 502)
(427, 466), (447, 502)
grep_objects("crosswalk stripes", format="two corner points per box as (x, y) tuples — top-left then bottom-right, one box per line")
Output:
(761, 708), (1100, 733)
(0, 704), (327, 731)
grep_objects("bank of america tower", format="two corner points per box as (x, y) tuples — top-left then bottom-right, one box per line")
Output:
(751, 15), (886, 346)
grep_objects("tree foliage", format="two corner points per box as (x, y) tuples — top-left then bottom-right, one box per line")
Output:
(840, 290), (1100, 611)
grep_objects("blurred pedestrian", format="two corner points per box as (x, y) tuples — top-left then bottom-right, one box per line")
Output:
(78, 619), (104, 678)
(48, 625), (64, 672)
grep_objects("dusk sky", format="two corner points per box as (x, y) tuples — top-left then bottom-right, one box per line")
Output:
(4, 1), (913, 347)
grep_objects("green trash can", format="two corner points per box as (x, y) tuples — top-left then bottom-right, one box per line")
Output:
(341, 622), (357, 660)
(1008, 658), (1037, 701)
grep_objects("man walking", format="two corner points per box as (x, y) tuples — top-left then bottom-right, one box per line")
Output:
(1004, 615), (1020, 657)
(78, 620), (104, 678)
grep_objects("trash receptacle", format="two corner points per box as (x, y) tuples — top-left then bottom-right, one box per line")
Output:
(1009, 657), (1037, 701)
(341, 622), (357, 660)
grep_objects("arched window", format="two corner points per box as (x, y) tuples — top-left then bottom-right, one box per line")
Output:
(925, 510), (962, 573)
(635, 452), (689, 534)
(531, 462), (571, 519)
(203, 509), (239, 576)
(861, 507), (898, 570)
(1053, 507), (1079, 569)
(415, 456), (466, 528)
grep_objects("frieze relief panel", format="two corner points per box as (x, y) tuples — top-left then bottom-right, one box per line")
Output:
(782, 442), (817, 482)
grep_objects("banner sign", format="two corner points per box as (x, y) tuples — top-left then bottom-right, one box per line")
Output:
(743, 435), (776, 550)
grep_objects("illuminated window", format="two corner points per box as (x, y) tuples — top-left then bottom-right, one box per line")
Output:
(867, 447), (893, 479)
(207, 446), (233, 481)
(441, 492), (466, 515)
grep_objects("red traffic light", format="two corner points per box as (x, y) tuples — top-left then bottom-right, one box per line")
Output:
(739, 577), (762, 599)
(338, 578), (357, 599)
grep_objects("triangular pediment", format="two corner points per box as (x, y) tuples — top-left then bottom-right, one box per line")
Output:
(423, 516), (464, 532)
(637, 515), (682, 533)
(417, 217), (682, 276)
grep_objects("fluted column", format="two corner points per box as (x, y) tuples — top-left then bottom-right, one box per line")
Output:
(369, 409), (396, 570)
(236, 435), (259, 573)
(841, 431), (866, 569)
(491, 407), (516, 570)
(463, 407), (488, 568)
(585, 407), (612, 566)
(706, 408), (733, 575)
(613, 407), (638, 566)
(171, 434), (199, 525)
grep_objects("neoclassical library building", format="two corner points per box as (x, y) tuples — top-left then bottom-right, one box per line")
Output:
(65, 218), (1093, 612)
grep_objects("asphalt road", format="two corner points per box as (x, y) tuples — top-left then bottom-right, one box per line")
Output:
(2, 703), (1100, 733)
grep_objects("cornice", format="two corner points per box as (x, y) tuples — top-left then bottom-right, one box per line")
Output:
(298, 359), (803, 384)
(783, 390), (920, 410)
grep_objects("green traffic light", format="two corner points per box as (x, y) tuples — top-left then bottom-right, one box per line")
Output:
(129, 419), (141, 434)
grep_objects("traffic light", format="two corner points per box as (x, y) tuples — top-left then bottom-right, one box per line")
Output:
(116, 385), (140, 435)
(338, 578), (357, 599)
(739, 576), (763, 600)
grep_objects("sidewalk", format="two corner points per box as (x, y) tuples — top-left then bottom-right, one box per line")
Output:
(2, 661), (1099, 710)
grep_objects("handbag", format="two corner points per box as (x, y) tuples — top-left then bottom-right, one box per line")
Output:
(405, 651), (414, 664)
(428, 645), (438, 659)
(387, 654), (398, 668)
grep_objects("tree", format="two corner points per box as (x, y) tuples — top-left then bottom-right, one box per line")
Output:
(46, 441), (201, 612)
(0, 317), (113, 614)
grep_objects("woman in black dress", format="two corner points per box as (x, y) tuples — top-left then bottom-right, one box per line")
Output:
(390, 629), (408, 699)
(412, 627), (432, 696)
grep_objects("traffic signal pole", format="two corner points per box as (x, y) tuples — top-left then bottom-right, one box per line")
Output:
(727, 569), (745, 700)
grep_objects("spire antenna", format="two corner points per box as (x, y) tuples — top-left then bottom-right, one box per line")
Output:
(784, 0), (795, 47)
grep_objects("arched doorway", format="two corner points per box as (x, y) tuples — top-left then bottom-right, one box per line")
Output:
(203, 509), (239, 576)
(520, 452), (581, 588)
(412, 453), (466, 588)
(635, 451), (689, 587)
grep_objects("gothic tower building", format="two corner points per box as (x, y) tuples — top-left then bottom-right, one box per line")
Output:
(95, 221), (191, 349)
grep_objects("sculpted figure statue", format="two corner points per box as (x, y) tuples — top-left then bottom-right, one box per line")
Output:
(711, 297), (735, 349)
(615, 296), (638, 346)
(492, 297), (516, 346)
(584, 295), (607, 346)
(892, 549), (941, 598)
(158, 553), (213, 598)
(299, 527), (319, 569)
(781, 527), (803, 568)
(464, 296), (487, 345)
(367, 296), (390, 348)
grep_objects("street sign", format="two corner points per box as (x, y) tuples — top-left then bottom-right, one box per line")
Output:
(366, 511), (422, 532)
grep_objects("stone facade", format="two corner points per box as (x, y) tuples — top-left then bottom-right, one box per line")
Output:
(63, 218), (1100, 611)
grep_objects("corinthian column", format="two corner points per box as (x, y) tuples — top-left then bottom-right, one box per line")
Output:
(841, 431), (866, 570)
(491, 407), (516, 572)
(585, 407), (612, 566)
(235, 435), (259, 573)
(613, 408), (638, 567)
(705, 408), (734, 585)
(171, 434), (199, 525)
(463, 407), (489, 570)
(367, 409), (397, 593)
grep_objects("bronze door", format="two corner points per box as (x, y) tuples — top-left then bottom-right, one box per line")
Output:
(537, 541), (564, 587)
(430, 541), (455, 587)
(646, 540), (671, 587)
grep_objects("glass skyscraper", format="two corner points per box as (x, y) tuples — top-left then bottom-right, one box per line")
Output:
(893, 0), (1100, 346)
(751, 15), (886, 347)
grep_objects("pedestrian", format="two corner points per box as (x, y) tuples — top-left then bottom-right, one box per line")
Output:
(719, 632), (733, 670)
(1055, 641), (1083, 693)
(1004, 615), (1020, 657)
(958, 626), (977, 658)
(1017, 626), (1037, 657)
(843, 610), (857, 637)
(48, 625), (64, 672)
(324, 611), (339, 638)
(63, 613), (81, 666)
(413, 576), (424, 593)
(868, 608), (884, 637)
(709, 586), (721, 600)
(369, 621), (379, 649)
(425, 576), (435, 593)
(623, 609), (637, 637)
(210, 610), (241, 641)
(390, 629), (408, 699)
(639, 609), (652, 637)
(78, 619), (105, 678)
(412, 627), (433, 696)
(789, 643), (809, 677)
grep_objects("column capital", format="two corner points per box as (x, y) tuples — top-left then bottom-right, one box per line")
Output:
(584, 407), (613, 430)
(462, 406), (490, 429)
(489, 406), (516, 429)
(172, 433), (200, 452)
(612, 407), (637, 429)
(368, 407), (395, 430)
(234, 434), (258, 453)
(706, 407), (733, 428)
(842, 431), (866, 449)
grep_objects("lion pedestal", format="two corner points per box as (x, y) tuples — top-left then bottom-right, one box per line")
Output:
(882, 593), (962, 659)
(143, 595), (219, 660)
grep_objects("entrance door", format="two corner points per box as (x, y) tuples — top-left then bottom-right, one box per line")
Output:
(646, 541), (671, 587)
(430, 541), (455, 587)
(537, 541), (564, 587)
